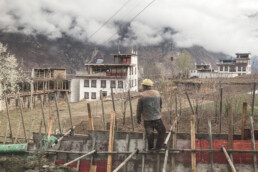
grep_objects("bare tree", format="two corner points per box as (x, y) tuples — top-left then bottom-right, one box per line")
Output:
(175, 50), (195, 78)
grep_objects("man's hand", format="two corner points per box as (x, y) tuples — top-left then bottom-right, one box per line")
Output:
(137, 119), (141, 124)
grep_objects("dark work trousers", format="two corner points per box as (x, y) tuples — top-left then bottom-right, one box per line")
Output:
(144, 119), (166, 150)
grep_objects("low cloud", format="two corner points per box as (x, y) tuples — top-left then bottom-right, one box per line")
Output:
(1, 0), (258, 55)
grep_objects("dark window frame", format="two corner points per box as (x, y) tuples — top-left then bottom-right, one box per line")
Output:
(91, 92), (96, 99)
(84, 80), (89, 87)
(101, 80), (106, 88)
(110, 80), (116, 88)
(84, 92), (89, 99)
(91, 80), (96, 88)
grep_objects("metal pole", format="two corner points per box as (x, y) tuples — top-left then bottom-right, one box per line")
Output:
(51, 126), (76, 147)
(208, 120), (214, 172)
(111, 88), (117, 130)
(141, 134), (146, 172)
(228, 104), (233, 162)
(162, 141), (170, 172)
(54, 93), (62, 134)
(241, 102), (248, 140)
(219, 87), (223, 133)
(40, 95), (47, 133)
(65, 92), (73, 128)
(252, 83), (256, 116)
(4, 94), (14, 143)
(250, 116), (257, 171)
(185, 91), (195, 115)
(128, 90), (135, 131)
(100, 90), (106, 130)
(46, 148), (258, 155)
(164, 117), (177, 146)
(18, 94), (27, 142)
(113, 149), (139, 172)
(63, 150), (96, 166)
(221, 146), (237, 172)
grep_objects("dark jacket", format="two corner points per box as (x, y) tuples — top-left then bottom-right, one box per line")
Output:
(137, 89), (162, 122)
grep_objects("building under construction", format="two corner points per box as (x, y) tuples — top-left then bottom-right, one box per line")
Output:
(2, 74), (258, 172)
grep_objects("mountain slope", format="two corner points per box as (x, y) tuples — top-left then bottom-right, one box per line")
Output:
(0, 32), (228, 74)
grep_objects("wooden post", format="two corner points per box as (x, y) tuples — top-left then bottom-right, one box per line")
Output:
(219, 87), (223, 133)
(4, 95), (14, 143)
(30, 81), (33, 110)
(169, 93), (173, 125)
(123, 134), (130, 172)
(250, 116), (257, 171)
(90, 165), (97, 172)
(38, 120), (42, 149)
(157, 154), (160, 172)
(185, 92), (195, 115)
(241, 102), (248, 140)
(54, 93), (62, 134)
(27, 118), (35, 143)
(175, 92), (178, 116)
(111, 88), (117, 130)
(40, 95), (47, 133)
(62, 120), (67, 133)
(191, 114), (196, 172)
(64, 150), (96, 166)
(128, 90), (135, 131)
(100, 90), (106, 130)
(3, 122), (9, 144)
(208, 120), (214, 172)
(171, 121), (177, 172)
(14, 120), (21, 144)
(107, 111), (116, 172)
(221, 146), (237, 172)
(113, 149), (139, 172)
(47, 114), (54, 138)
(228, 104), (233, 162)
(65, 92), (73, 128)
(162, 135), (172, 172)
(18, 94), (27, 142)
(252, 83), (256, 116)
(141, 133), (146, 172)
(87, 103), (94, 130)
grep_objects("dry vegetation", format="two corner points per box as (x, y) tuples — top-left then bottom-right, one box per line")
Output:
(2, 76), (258, 143)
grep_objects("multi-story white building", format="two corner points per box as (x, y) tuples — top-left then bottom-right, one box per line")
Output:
(217, 53), (252, 76)
(190, 53), (252, 78)
(71, 52), (138, 102)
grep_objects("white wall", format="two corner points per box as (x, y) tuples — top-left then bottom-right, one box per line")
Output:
(190, 72), (238, 78)
(70, 79), (81, 102)
(78, 79), (137, 101)
(71, 54), (139, 102)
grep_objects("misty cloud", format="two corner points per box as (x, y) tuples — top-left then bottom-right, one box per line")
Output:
(1, 0), (258, 55)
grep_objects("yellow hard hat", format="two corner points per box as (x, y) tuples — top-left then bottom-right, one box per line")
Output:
(141, 79), (153, 86)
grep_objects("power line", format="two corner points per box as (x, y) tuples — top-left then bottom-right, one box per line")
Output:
(103, 0), (156, 44)
(87, 0), (131, 40)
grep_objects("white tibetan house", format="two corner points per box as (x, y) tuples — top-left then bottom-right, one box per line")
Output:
(70, 52), (138, 102)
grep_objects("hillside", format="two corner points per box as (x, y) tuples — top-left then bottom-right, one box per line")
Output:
(0, 32), (228, 74)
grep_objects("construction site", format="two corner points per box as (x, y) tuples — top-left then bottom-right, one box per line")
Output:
(1, 74), (258, 172)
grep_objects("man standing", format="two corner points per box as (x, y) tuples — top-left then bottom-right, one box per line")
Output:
(137, 79), (166, 151)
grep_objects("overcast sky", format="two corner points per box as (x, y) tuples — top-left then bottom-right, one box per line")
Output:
(1, 0), (258, 56)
